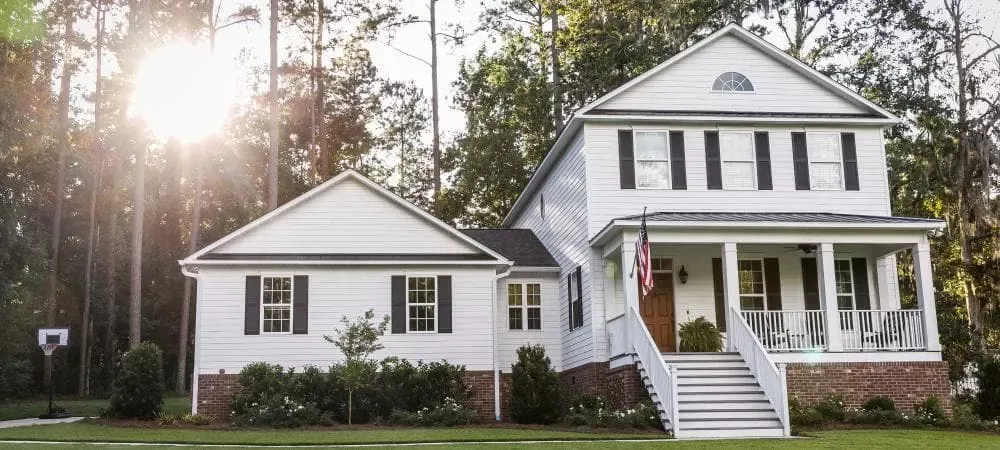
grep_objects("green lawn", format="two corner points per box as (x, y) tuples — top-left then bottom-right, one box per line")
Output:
(0, 396), (190, 421)
(0, 424), (997, 448)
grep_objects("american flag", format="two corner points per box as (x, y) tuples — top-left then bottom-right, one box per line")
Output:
(635, 209), (654, 297)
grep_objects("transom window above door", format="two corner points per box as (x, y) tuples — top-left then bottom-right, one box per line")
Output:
(634, 131), (670, 189)
(738, 260), (766, 310)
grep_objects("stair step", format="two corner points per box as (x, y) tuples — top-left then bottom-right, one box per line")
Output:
(679, 401), (774, 411)
(681, 410), (778, 420)
(666, 361), (750, 368)
(677, 374), (755, 383)
(679, 418), (783, 430)
(679, 427), (785, 439)
(679, 392), (770, 402)
(676, 368), (752, 377)
(678, 385), (764, 395)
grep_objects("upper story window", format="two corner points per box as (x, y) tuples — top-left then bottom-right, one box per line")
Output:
(719, 131), (756, 190)
(634, 131), (671, 189)
(807, 133), (844, 190)
(712, 72), (754, 92)
(262, 276), (293, 333)
(407, 276), (437, 332)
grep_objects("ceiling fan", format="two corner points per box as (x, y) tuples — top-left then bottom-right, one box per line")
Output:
(783, 244), (817, 255)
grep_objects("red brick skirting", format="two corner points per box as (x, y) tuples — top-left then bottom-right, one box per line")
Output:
(559, 361), (649, 410)
(195, 373), (238, 420)
(786, 361), (951, 412)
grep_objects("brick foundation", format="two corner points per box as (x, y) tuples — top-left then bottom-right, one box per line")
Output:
(559, 361), (649, 410)
(195, 373), (238, 420)
(786, 361), (951, 412)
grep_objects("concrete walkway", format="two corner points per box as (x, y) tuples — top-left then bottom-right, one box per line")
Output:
(0, 417), (85, 429)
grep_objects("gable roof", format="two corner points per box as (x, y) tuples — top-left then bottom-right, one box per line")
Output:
(460, 229), (559, 267)
(576, 24), (899, 121)
(182, 170), (510, 265)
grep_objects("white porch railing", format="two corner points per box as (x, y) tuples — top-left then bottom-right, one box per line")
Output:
(840, 309), (926, 351)
(626, 306), (678, 435)
(741, 310), (828, 351)
(728, 306), (790, 437)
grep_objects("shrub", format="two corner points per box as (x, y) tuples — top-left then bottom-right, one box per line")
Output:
(862, 396), (896, 412)
(678, 317), (723, 352)
(385, 397), (478, 426)
(232, 363), (330, 427)
(976, 357), (1000, 420)
(844, 408), (908, 426)
(510, 345), (561, 424)
(288, 365), (340, 414)
(562, 396), (661, 429)
(0, 359), (33, 402)
(156, 413), (213, 426)
(107, 342), (165, 420)
(813, 394), (846, 421)
(914, 396), (946, 425)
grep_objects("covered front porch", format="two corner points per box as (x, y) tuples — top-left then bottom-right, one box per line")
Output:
(599, 214), (944, 361)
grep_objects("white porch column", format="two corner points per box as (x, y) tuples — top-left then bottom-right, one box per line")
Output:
(913, 241), (942, 351)
(817, 243), (844, 352)
(621, 239), (639, 313)
(721, 242), (739, 352)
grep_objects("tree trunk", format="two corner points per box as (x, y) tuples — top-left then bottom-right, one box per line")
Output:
(79, 0), (104, 396)
(45, 3), (74, 387)
(429, 0), (441, 207)
(268, 0), (280, 209)
(314, 0), (326, 180)
(348, 388), (353, 424)
(549, 3), (562, 133)
(129, 0), (153, 349)
(103, 151), (122, 364)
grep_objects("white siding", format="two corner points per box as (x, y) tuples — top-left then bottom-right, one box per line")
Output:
(584, 123), (892, 236)
(510, 136), (595, 370)
(195, 266), (497, 373)
(216, 178), (479, 255)
(497, 275), (563, 372)
(597, 35), (869, 115)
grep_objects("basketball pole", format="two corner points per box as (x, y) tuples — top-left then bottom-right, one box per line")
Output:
(45, 352), (54, 417)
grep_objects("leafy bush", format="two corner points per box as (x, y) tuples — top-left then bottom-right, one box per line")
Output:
(385, 397), (478, 426)
(107, 342), (165, 420)
(562, 396), (661, 429)
(678, 317), (723, 352)
(231, 362), (329, 427)
(862, 396), (896, 412)
(914, 396), (946, 425)
(0, 359), (33, 402)
(156, 413), (213, 426)
(844, 408), (909, 426)
(813, 394), (846, 421)
(976, 357), (1000, 420)
(510, 345), (561, 424)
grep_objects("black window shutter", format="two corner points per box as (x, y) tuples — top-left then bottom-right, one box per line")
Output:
(574, 266), (584, 328)
(792, 132), (810, 190)
(763, 258), (782, 311)
(711, 258), (726, 332)
(754, 131), (773, 190)
(618, 130), (635, 189)
(244, 276), (261, 335)
(566, 273), (573, 331)
(801, 258), (820, 310)
(292, 275), (308, 334)
(705, 131), (722, 190)
(841, 133), (859, 191)
(437, 275), (452, 333)
(391, 275), (406, 333)
(669, 131), (687, 190)
(851, 258), (871, 310)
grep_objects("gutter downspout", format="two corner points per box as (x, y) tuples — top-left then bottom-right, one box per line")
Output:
(493, 264), (514, 422)
(179, 262), (199, 413)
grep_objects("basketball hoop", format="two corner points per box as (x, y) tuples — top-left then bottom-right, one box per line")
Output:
(42, 343), (58, 356)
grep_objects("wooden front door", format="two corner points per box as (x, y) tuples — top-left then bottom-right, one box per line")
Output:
(641, 273), (676, 352)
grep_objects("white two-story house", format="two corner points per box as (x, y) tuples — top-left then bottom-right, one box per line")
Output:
(181, 24), (949, 438)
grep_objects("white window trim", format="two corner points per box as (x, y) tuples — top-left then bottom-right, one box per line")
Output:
(806, 132), (846, 191)
(737, 258), (768, 311)
(260, 275), (294, 335)
(719, 130), (757, 191)
(507, 282), (543, 331)
(406, 275), (438, 333)
(632, 129), (671, 190)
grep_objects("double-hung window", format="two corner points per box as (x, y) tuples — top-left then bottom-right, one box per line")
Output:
(508, 283), (542, 330)
(262, 276), (293, 333)
(807, 133), (844, 190)
(634, 131), (670, 189)
(835, 259), (857, 329)
(719, 131), (756, 190)
(738, 260), (766, 310)
(407, 276), (437, 332)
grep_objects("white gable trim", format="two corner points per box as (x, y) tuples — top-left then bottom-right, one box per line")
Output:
(182, 170), (511, 265)
(576, 24), (899, 122)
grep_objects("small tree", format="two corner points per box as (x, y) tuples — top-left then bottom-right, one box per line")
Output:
(108, 342), (164, 419)
(325, 309), (389, 424)
(510, 344), (561, 424)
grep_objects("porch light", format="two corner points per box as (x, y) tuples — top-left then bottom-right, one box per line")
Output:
(678, 265), (689, 284)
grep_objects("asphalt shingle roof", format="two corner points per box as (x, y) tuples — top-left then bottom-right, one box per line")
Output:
(460, 229), (559, 267)
(616, 211), (943, 224)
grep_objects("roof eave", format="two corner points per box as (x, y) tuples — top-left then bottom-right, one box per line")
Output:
(580, 114), (899, 126)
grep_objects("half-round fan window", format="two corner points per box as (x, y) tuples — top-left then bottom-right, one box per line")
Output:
(712, 72), (754, 92)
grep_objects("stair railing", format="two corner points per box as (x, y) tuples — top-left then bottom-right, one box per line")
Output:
(626, 305), (678, 435)
(728, 306), (791, 437)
